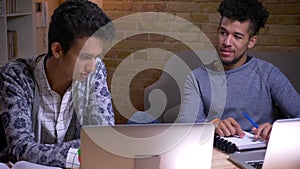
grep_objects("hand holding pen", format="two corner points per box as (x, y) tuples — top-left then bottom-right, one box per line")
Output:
(252, 123), (272, 142)
(243, 112), (272, 142)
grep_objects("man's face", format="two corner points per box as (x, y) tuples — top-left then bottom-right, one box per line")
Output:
(217, 17), (257, 70)
(60, 36), (104, 82)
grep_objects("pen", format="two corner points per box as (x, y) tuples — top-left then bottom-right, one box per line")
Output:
(242, 112), (259, 128)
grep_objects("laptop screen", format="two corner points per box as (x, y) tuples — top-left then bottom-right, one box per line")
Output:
(262, 118), (300, 169)
(80, 123), (215, 169)
(228, 118), (300, 169)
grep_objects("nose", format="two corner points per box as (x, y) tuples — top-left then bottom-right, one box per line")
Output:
(85, 58), (96, 73)
(223, 35), (232, 46)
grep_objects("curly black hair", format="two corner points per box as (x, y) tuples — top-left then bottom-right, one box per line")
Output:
(218, 0), (269, 36)
(47, 0), (115, 56)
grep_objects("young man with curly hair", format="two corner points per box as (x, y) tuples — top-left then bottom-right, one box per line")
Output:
(179, 0), (300, 141)
(0, 0), (115, 168)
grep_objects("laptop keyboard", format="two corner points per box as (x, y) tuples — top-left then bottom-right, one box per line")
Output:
(246, 160), (264, 169)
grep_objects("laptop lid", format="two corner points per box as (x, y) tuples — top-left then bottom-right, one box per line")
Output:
(262, 118), (300, 169)
(80, 123), (215, 169)
(228, 118), (300, 169)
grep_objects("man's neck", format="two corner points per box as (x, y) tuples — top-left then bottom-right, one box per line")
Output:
(45, 56), (72, 96)
(223, 55), (249, 71)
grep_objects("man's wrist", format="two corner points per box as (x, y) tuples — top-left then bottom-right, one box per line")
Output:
(66, 148), (80, 169)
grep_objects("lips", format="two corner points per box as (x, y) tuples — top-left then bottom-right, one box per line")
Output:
(220, 49), (234, 57)
(81, 73), (89, 79)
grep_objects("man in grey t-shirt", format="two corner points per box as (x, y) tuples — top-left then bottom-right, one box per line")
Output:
(179, 0), (300, 142)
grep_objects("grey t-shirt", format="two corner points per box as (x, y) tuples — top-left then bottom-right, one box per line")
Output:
(179, 57), (300, 131)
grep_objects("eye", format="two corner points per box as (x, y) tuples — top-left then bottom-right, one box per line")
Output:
(218, 30), (227, 36)
(234, 35), (243, 40)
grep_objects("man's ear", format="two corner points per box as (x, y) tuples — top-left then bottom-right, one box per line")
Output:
(51, 42), (63, 59)
(248, 36), (257, 49)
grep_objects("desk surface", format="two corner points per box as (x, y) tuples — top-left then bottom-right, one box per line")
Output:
(211, 148), (240, 169)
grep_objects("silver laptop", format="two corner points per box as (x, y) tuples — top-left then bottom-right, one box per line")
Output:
(80, 123), (215, 169)
(228, 118), (300, 169)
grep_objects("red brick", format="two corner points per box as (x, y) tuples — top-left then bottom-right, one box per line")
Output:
(175, 13), (192, 22)
(103, 2), (134, 11)
(267, 15), (300, 25)
(205, 34), (218, 45)
(276, 36), (298, 46)
(268, 25), (300, 36)
(201, 23), (219, 34)
(105, 11), (135, 20)
(149, 34), (165, 42)
(256, 35), (277, 46)
(127, 34), (149, 41)
(166, 2), (199, 12)
(199, 2), (219, 13)
(103, 58), (121, 68)
(266, 4), (300, 14)
(191, 13), (209, 23)
(252, 46), (300, 53)
(134, 2), (166, 12)
(115, 50), (133, 59)
(114, 40), (147, 50)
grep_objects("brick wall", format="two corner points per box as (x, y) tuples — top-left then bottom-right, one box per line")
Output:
(101, 0), (300, 124)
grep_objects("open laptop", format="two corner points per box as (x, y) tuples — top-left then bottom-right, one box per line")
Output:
(228, 118), (300, 169)
(80, 123), (215, 169)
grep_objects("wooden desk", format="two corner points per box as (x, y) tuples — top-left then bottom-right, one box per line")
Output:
(211, 148), (240, 169)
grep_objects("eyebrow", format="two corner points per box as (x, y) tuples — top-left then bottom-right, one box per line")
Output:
(219, 26), (245, 37)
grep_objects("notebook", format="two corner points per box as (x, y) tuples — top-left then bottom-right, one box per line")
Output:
(80, 123), (215, 169)
(228, 118), (300, 169)
(214, 131), (267, 153)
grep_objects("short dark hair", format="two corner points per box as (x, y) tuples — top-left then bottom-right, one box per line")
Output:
(47, 0), (114, 56)
(218, 0), (269, 36)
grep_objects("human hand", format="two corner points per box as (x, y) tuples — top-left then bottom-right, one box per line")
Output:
(215, 117), (245, 138)
(252, 123), (272, 142)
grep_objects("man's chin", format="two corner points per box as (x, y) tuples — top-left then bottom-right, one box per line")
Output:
(220, 58), (234, 66)
(221, 61), (233, 66)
